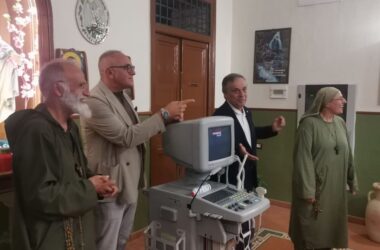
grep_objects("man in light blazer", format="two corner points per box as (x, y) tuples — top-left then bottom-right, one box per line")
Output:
(83, 50), (193, 250)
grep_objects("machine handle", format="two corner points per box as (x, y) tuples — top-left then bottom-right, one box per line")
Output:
(368, 190), (374, 201)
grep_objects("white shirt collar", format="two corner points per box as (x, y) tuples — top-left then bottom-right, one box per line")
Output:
(227, 102), (252, 147)
(227, 102), (245, 116)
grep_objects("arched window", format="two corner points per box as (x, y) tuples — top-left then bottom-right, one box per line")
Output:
(0, 0), (53, 139)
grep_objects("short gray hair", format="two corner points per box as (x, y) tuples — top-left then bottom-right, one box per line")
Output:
(98, 50), (129, 71)
(39, 59), (77, 97)
(222, 73), (245, 93)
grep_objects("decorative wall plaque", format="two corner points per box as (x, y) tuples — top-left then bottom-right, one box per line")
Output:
(55, 48), (89, 82)
(75, 0), (110, 45)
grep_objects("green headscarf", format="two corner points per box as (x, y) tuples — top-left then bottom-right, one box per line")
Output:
(301, 87), (341, 121)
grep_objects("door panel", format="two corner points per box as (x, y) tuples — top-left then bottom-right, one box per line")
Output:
(150, 34), (209, 186)
(151, 34), (181, 186)
(151, 34), (180, 109)
(181, 40), (208, 120)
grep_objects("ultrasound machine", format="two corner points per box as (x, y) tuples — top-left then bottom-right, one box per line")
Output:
(146, 116), (270, 250)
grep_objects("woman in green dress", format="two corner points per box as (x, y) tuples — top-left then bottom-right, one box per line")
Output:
(289, 87), (358, 250)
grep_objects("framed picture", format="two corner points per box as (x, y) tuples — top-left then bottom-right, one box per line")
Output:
(55, 48), (89, 82)
(253, 28), (291, 84)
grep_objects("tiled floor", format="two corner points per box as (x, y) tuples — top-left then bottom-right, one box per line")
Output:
(259, 201), (380, 250)
(126, 202), (380, 250)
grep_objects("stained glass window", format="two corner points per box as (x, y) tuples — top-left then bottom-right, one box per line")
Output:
(156, 0), (211, 36)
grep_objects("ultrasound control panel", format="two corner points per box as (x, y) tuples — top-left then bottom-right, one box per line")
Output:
(150, 180), (270, 223)
(191, 185), (270, 222)
(203, 187), (263, 212)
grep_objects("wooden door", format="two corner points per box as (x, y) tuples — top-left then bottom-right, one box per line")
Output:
(181, 40), (208, 120)
(150, 34), (209, 186)
(150, 34), (181, 185)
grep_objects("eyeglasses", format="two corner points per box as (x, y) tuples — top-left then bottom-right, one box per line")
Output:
(108, 64), (135, 73)
(332, 97), (346, 102)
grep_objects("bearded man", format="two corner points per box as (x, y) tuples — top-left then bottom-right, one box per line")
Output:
(5, 59), (118, 250)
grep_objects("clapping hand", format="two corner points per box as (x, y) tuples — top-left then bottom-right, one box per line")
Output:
(305, 197), (316, 204)
(89, 175), (119, 198)
(239, 143), (259, 161)
(272, 115), (286, 132)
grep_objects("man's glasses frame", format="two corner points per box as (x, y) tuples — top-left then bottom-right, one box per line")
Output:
(108, 64), (135, 73)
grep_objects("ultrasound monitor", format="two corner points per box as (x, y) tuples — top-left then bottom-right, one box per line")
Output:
(163, 116), (235, 174)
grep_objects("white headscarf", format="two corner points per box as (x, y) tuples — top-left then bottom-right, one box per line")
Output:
(301, 87), (341, 122)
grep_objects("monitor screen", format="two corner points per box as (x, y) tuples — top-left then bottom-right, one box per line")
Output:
(209, 126), (231, 161)
(163, 116), (235, 174)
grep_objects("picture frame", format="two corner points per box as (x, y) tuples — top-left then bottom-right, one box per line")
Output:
(55, 48), (89, 82)
(253, 28), (291, 84)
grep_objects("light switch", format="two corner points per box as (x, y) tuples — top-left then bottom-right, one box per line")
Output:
(270, 85), (288, 99)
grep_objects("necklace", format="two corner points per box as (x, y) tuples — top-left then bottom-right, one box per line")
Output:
(320, 114), (339, 155)
(64, 216), (84, 250)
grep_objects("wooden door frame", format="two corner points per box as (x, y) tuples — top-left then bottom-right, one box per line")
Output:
(3, 0), (54, 107)
(150, 0), (216, 115)
(0, 0), (53, 192)
(34, 0), (54, 107)
(36, 0), (54, 68)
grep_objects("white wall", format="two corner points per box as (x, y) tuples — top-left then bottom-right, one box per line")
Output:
(51, 0), (234, 112)
(214, 0), (233, 106)
(231, 0), (380, 112)
(51, 0), (380, 112)
(51, 0), (151, 111)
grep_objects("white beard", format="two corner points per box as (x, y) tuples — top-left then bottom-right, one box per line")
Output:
(61, 91), (92, 119)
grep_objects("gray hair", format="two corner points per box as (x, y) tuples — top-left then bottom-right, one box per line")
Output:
(222, 73), (245, 93)
(98, 50), (130, 72)
(39, 59), (77, 97)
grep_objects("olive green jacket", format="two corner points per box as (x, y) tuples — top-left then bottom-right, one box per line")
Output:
(5, 104), (98, 250)
(289, 115), (358, 249)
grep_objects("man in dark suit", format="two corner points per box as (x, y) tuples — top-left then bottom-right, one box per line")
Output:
(212, 73), (286, 192)
(212, 73), (285, 250)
